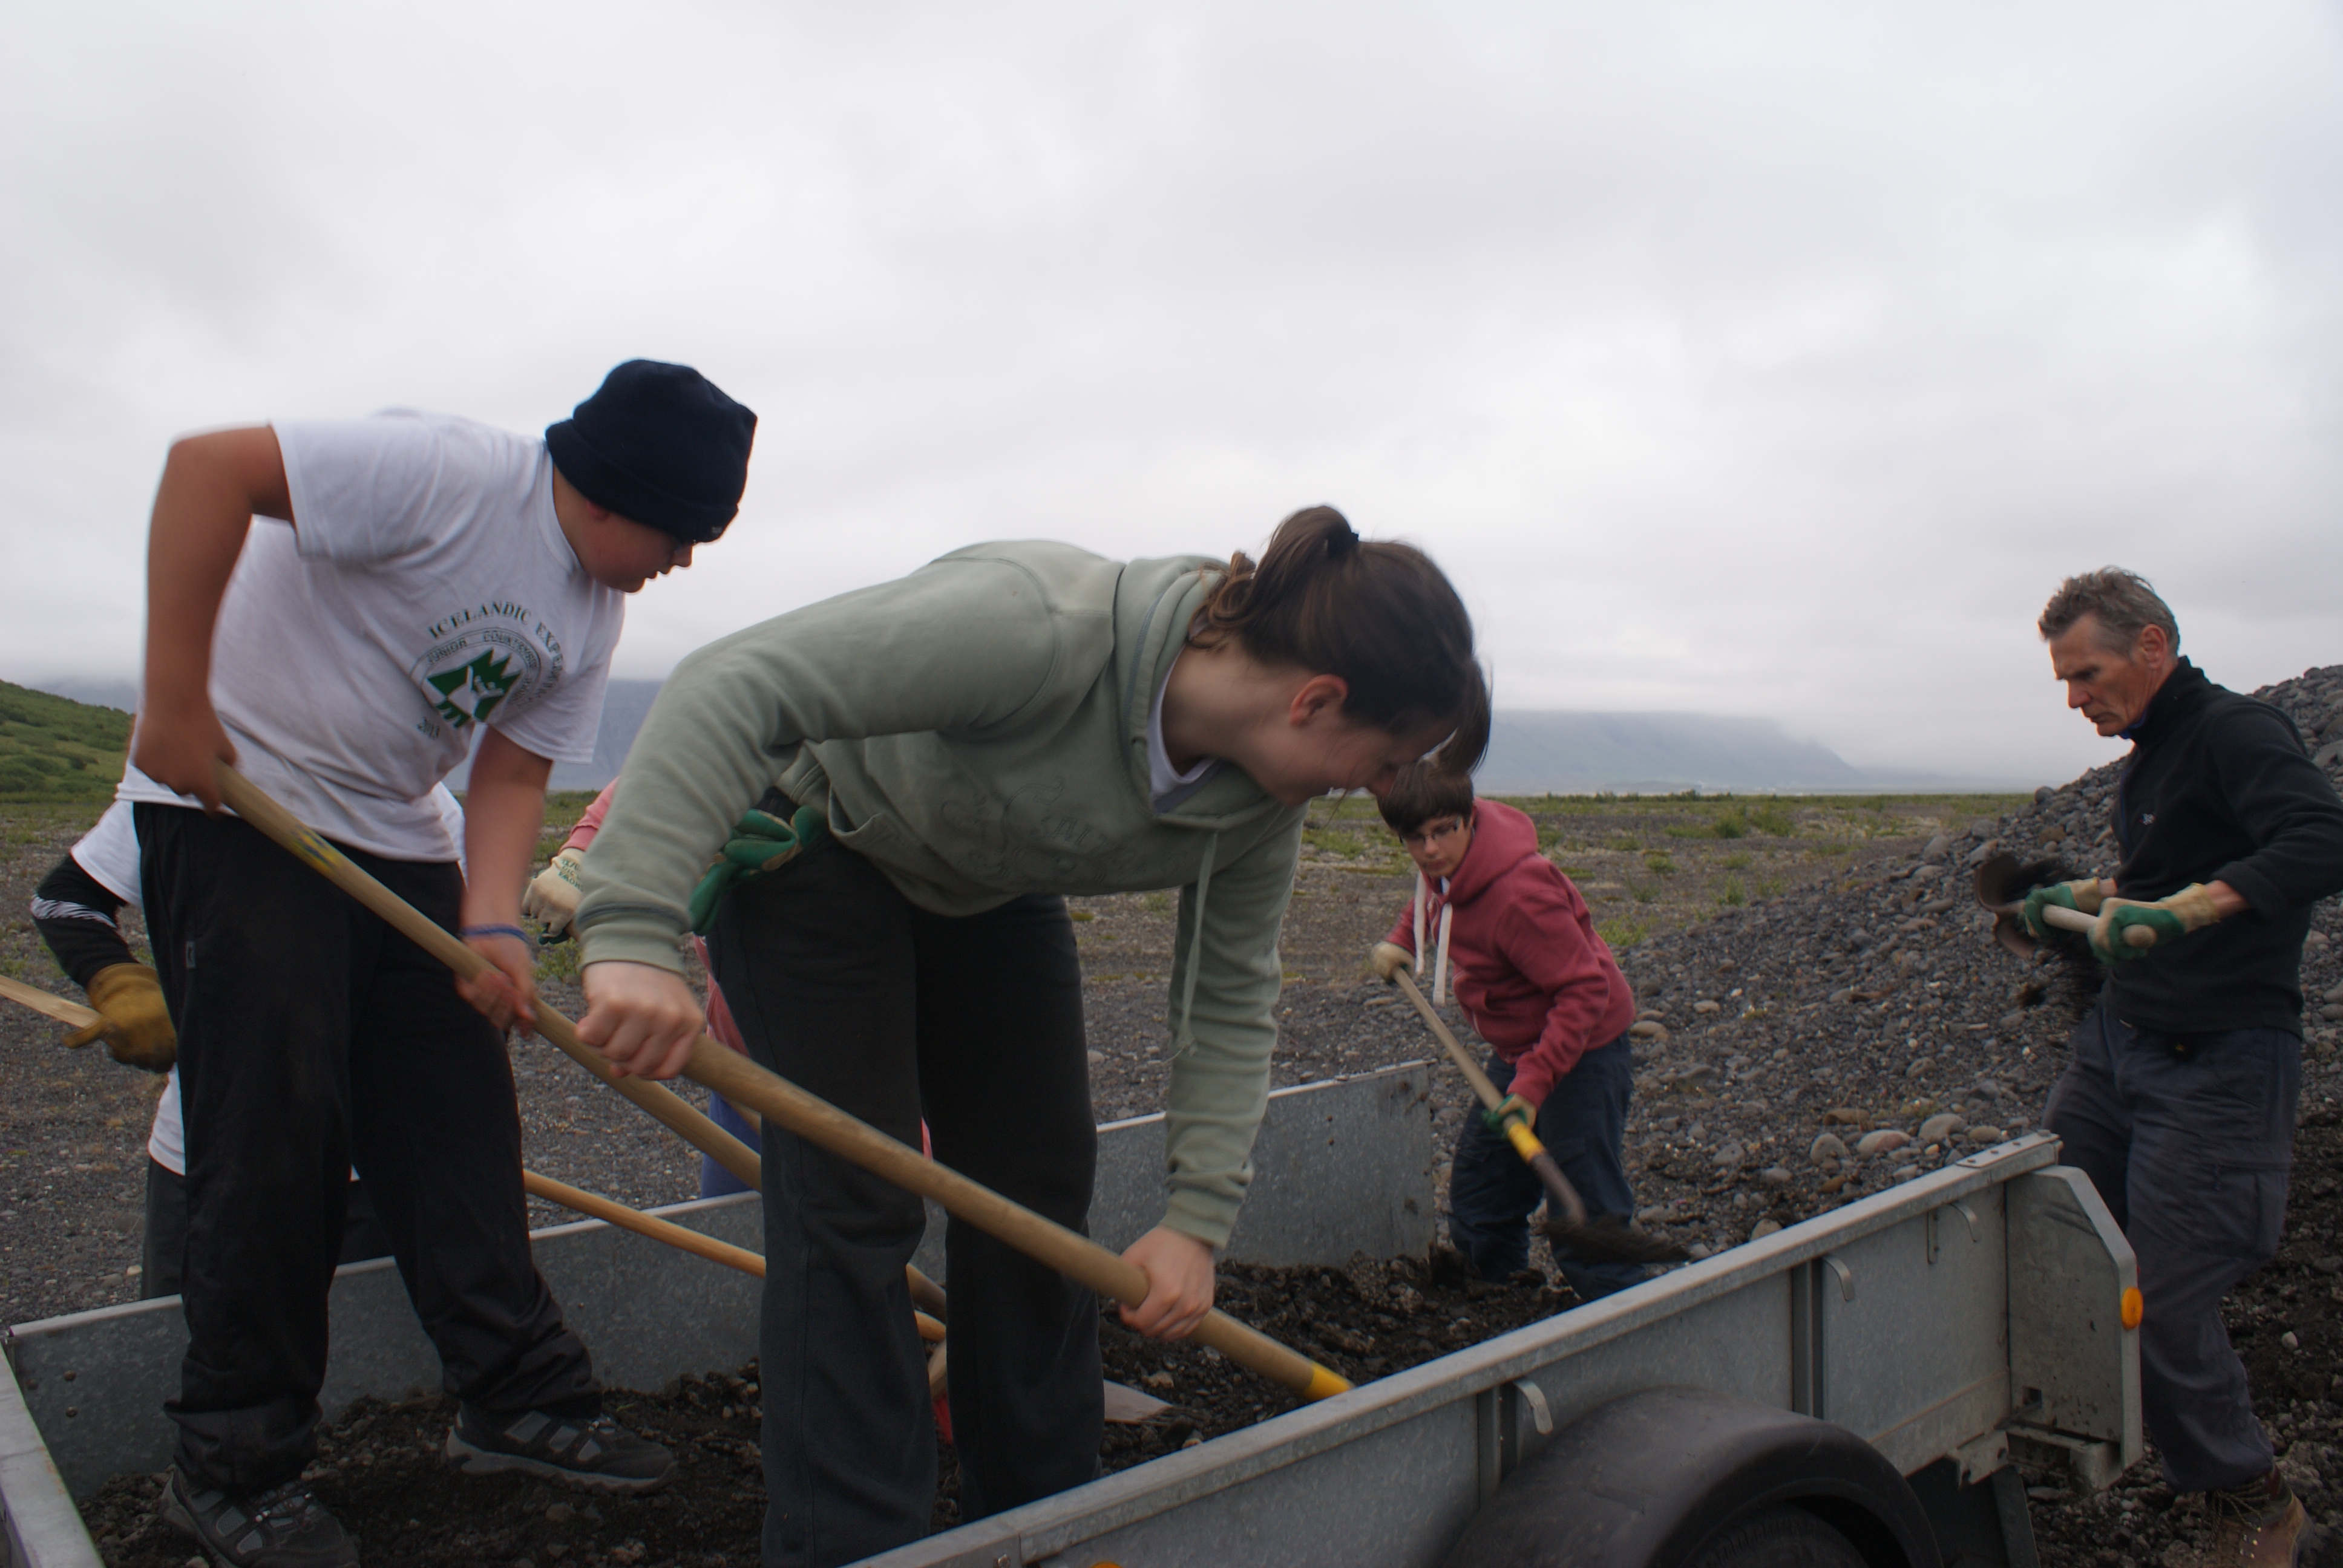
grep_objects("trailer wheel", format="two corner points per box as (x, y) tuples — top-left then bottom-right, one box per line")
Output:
(1440, 1387), (1938, 1568)
(1685, 1506), (1867, 1568)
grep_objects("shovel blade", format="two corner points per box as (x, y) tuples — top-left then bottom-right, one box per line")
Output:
(1541, 1214), (1691, 1267)
(1103, 1380), (1176, 1424)
(1972, 852), (2073, 961)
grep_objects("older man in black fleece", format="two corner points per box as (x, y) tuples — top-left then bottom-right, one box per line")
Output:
(2022, 568), (2343, 1568)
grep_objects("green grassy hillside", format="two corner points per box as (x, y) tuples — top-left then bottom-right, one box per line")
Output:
(0, 681), (131, 802)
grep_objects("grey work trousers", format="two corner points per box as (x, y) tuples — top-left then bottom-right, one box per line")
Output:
(2042, 1001), (2299, 1492)
(707, 837), (1104, 1568)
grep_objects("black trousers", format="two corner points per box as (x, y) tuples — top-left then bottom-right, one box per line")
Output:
(137, 805), (599, 1492)
(709, 838), (1102, 1568)
(142, 1160), (393, 1300)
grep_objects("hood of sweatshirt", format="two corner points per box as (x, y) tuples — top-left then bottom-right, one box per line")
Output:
(1444, 799), (1541, 909)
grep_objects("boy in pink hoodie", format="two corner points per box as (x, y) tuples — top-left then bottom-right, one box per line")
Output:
(1368, 766), (1645, 1300)
(523, 782), (763, 1198)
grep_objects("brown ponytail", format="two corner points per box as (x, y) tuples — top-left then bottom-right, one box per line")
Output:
(1191, 505), (1489, 775)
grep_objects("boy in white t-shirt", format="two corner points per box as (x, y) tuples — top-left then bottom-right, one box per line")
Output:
(124, 361), (755, 1568)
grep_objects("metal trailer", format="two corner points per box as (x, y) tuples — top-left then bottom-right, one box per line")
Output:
(2, 1068), (2138, 1568)
(864, 1131), (2140, 1568)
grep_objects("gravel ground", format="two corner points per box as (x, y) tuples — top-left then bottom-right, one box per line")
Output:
(7, 660), (2342, 1566)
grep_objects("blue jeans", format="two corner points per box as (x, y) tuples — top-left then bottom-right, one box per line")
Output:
(2043, 1001), (2299, 1492)
(699, 1088), (764, 1199)
(1448, 1032), (1643, 1301)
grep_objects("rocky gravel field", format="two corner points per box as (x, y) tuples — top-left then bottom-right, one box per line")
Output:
(5, 659), (2341, 1566)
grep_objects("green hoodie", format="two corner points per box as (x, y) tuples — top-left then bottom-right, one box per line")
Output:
(574, 541), (1306, 1246)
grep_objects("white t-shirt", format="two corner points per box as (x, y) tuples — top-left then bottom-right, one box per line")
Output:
(119, 411), (626, 860)
(72, 792), (467, 1176)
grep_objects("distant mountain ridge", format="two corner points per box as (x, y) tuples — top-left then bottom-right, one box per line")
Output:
(16, 678), (2018, 796)
(1479, 711), (1864, 794)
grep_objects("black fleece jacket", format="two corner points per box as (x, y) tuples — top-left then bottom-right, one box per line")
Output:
(2104, 659), (2343, 1035)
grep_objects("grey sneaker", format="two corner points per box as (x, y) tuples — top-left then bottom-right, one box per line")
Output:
(158, 1466), (359, 1568)
(444, 1405), (674, 1493)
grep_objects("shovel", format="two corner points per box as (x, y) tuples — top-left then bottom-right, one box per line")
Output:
(3, 974), (1177, 1425)
(1390, 969), (1687, 1268)
(0, 974), (96, 1028)
(210, 763), (1350, 1405)
(1972, 852), (2155, 961)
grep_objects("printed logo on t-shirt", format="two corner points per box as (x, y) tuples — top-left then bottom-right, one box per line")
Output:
(408, 602), (568, 738)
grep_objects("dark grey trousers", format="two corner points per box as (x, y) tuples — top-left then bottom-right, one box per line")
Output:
(708, 838), (1103, 1568)
(2042, 1001), (2299, 1492)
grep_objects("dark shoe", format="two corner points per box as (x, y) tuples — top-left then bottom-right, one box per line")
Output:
(445, 1406), (674, 1493)
(158, 1466), (358, 1568)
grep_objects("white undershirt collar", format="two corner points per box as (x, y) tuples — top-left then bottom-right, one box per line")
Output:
(1146, 652), (1223, 812)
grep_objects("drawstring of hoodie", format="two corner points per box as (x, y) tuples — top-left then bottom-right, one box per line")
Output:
(1412, 872), (1453, 1008)
(1172, 831), (1221, 1056)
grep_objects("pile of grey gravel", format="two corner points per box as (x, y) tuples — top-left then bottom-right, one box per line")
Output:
(1602, 662), (2343, 1259)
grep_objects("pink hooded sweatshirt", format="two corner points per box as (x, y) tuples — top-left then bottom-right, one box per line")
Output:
(1382, 799), (1637, 1108)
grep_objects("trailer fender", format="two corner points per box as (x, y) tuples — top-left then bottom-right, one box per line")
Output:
(1440, 1386), (1940, 1568)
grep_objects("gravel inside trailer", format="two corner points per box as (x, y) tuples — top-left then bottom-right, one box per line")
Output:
(76, 1256), (1562, 1567)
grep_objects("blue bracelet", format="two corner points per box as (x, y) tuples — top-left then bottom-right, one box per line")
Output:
(460, 923), (536, 947)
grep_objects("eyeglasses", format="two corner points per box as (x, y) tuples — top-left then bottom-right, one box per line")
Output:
(1400, 817), (1467, 848)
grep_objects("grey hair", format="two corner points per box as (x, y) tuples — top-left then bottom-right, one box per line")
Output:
(2037, 567), (2180, 653)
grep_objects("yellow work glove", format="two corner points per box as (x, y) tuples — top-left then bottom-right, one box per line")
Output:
(1368, 942), (1414, 982)
(2019, 878), (2106, 941)
(63, 963), (175, 1072)
(2090, 884), (2220, 964)
(1481, 1093), (1536, 1134)
(522, 848), (586, 937)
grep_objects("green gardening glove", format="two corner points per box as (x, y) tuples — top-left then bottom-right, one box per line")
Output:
(1480, 1093), (1536, 1135)
(687, 806), (828, 933)
(2019, 878), (2106, 941)
(2089, 884), (2220, 964)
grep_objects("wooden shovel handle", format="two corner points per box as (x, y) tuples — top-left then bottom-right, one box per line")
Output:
(522, 1169), (767, 1278)
(1392, 969), (1588, 1226)
(1391, 969), (1504, 1109)
(2036, 902), (2157, 948)
(0, 975), (99, 1030)
(213, 763), (1349, 1405)
(212, 763), (765, 1191)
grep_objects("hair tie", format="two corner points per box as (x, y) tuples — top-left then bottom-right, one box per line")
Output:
(1326, 522), (1360, 558)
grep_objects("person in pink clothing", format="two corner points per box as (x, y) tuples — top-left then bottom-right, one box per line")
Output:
(1366, 765), (1646, 1300)
(525, 783), (763, 1197)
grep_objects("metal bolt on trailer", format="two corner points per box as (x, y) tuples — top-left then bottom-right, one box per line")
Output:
(858, 1132), (2140, 1568)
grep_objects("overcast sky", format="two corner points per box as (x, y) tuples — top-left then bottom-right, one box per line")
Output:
(5, 1), (2337, 785)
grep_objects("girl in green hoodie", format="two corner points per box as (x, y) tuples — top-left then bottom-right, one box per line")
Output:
(571, 506), (1484, 1566)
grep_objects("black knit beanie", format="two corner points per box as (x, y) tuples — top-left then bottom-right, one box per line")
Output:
(545, 360), (757, 544)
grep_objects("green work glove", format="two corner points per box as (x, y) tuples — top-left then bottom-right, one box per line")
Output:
(1480, 1093), (1536, 1134)
(688, 806), (828, 934)
(2019, 878), (2106, 941)
(2089, 884), (2220, 964)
